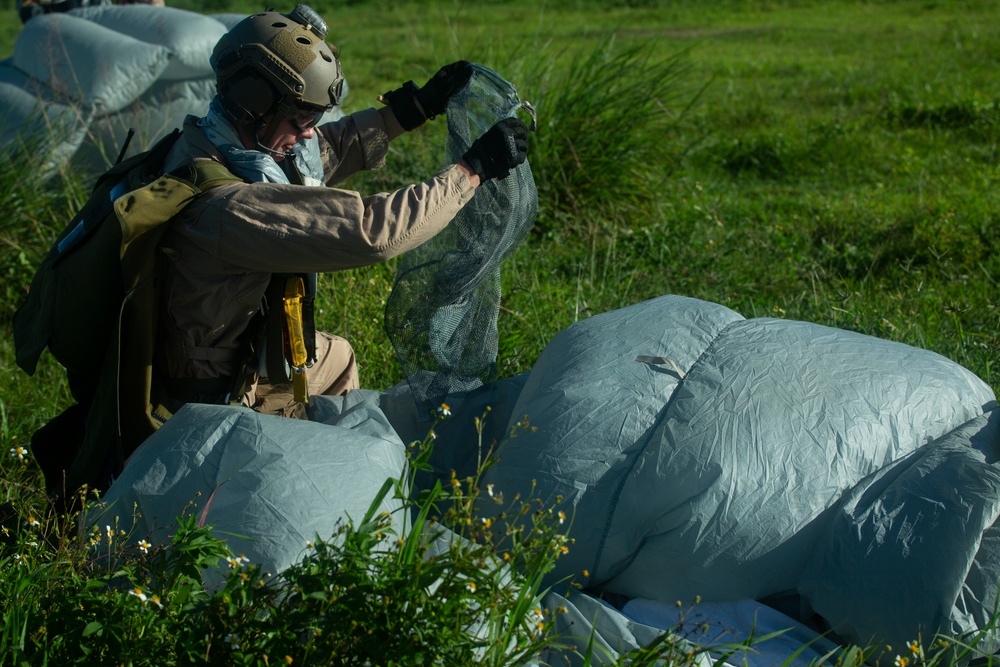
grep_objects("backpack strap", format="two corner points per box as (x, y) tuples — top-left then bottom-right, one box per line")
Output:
(116, 158), (242, 472)
(20, 132), (247, 504)
(169, 159), (243, 191)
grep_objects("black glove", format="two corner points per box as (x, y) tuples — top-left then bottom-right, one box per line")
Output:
(462, 117), (529, 182)
(417, 61), (472, 118)
(381, 61), (472, 131)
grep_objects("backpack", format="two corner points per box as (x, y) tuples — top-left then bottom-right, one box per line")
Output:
(13, 129), (241, 502)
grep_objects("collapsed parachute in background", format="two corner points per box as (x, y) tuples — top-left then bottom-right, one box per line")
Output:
(0, 6), (343, 177)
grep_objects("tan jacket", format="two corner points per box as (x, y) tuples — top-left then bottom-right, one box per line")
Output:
(156, 107), (476, 382)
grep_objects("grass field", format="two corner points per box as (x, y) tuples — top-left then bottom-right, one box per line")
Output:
(0, 0), (998, 663)
(2, 0), (998, 393)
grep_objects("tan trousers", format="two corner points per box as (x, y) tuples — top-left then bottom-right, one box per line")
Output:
(244, 331), (359, 418)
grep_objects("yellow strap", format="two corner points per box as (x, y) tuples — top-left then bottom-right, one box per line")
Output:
(283, 277), (310, 404)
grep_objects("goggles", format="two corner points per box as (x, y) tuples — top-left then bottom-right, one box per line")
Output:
(290, 105), (329, 131)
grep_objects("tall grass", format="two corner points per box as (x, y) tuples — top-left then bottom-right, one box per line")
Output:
(512, 38), (702, 239)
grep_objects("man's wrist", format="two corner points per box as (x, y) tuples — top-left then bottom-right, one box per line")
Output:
(378, 81), (426, 131)
(456, 160), (481, 188)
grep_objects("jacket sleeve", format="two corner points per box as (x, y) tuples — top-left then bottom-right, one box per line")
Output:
(316, 107), (407, 185)
(182, 165), (476, 274)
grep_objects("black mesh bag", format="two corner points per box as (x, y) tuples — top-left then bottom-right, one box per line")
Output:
(384, 65), (537, 414)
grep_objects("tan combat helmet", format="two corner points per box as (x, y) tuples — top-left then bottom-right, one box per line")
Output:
(211, 4), (344, 146)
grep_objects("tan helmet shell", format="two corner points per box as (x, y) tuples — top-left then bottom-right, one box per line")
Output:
(211, 4), (343, 123)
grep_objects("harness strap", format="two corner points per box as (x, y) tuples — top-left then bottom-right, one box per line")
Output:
(265, 277), (289, 383)
(162, 340), (241, 363)
(160, 374), (234, 402)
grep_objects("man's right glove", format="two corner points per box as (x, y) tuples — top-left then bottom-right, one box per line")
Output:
(380, 61), (472, 131)
(462, 117), (529, 182)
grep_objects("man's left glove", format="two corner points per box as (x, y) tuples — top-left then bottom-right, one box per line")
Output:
(380, 61), (473, 131)
(462, 117), (529, 182)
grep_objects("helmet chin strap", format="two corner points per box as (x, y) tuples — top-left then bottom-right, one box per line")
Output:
(254, 114), (295, 159)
